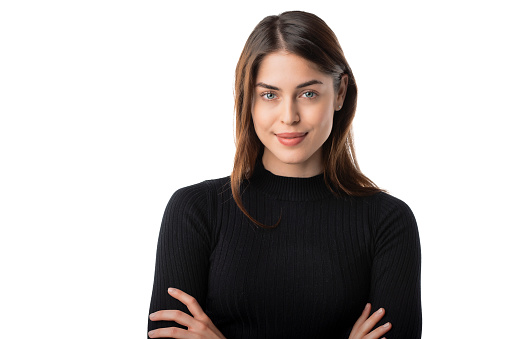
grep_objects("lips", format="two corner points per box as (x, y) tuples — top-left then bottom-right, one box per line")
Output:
(276, 132), (307, 138)
(275, 132), (308, 146)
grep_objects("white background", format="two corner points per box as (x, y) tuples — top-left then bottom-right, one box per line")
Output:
(1, 1), (507, 338)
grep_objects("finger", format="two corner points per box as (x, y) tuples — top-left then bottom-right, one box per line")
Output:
(150, 310), (197, 328)
(148, 326), (191, 338)
(168, 288), (207, 319)
(364, 322), (391, 339)
(358, 307), (386, 335)
(351, 303), (371, 333)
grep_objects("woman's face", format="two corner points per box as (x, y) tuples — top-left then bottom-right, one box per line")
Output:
(252, 51), (348, 177)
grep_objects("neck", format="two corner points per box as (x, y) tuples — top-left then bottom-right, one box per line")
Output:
(261, 149), (323, 178)
(249, 157), (333, 201)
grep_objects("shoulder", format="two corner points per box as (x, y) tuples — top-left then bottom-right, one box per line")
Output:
(163, 175), (231, 220)
(168, 175), (230, 203)
(346, 191), (415, 220)
(160, 176), (230, 245)
(168, 175), (230, 200)
(371, 191), (415, 218)
(364, 191), (419, 239)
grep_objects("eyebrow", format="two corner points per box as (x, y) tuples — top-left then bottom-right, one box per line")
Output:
(255, 79), (323, 91)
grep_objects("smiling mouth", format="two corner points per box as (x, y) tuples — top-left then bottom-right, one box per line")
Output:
(275, 132), (308, 146)
(275, 132), (308, 138)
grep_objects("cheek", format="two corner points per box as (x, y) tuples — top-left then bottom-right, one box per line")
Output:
(251, 111), (266, 139)
(307, 104), (334, 130)
(251, 106), (273, 132)
(323, 113), (335, 130)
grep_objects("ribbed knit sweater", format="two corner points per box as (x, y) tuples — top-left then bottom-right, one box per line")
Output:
(148, 160), (422, 338)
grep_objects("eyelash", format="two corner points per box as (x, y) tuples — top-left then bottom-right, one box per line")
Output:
(260, 90), (319, 101)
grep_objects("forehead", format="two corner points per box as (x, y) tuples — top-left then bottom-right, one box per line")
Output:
(256, 51), (331, 86)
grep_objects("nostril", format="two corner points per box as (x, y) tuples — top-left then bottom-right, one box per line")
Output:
(281, 114), (300, 125)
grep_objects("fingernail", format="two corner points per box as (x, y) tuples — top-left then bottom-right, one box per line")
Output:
(168, 287), (175, 293)
(148, 330), (154, 337)
(377, 308), (384, 314)
(383, 322), (390, 328)
(365, 303), (370, 310)
(149, 313), (155, 320)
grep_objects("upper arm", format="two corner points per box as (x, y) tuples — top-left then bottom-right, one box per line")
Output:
(368, 193), (422, 338)
(147, 182), (214, 332)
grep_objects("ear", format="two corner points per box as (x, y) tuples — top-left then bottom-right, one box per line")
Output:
(334, 74), (349, 111)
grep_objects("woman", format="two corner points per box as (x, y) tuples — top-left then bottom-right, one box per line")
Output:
(147, 10), (422, 339)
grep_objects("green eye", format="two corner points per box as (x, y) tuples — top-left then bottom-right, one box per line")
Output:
(266, 93), (275, 100)
(303, 91), (316, 98)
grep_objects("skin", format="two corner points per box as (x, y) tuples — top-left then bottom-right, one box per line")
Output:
(148, 288), (226, 339)
(349, 303), (392, 339)
(148, 51), (392, 338)
(149, 288), (391, 338)
(251, 50), (348, 178)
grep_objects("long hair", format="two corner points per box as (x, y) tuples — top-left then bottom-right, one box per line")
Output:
(232, 10), (383, 228)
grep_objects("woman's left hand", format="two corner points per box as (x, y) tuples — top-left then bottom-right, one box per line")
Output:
(148, 287), (226, 339)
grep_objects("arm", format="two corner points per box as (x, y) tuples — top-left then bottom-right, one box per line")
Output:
(147, 183), (214, 336)
(149, 288), (226, 339)
(368, 193), (422, 338)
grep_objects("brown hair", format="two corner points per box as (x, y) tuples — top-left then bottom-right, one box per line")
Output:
(232, 10), (383, 228)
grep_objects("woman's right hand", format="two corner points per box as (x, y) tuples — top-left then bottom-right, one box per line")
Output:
(348, 303), (392, 339)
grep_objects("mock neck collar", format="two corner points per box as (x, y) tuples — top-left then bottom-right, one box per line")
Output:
(248, 158), (335, 201)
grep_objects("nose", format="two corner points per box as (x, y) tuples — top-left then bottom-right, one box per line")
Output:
(280, 99), (300, 125)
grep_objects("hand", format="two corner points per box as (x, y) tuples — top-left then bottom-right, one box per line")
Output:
(148, 287), (226, 339)
(348, 303), (392, 339)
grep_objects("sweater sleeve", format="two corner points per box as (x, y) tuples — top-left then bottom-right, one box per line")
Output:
(368, 193), (422, 338)
(147, 182), (213, 336)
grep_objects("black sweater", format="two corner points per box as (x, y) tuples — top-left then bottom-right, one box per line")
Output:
(148, 161), (422, 338)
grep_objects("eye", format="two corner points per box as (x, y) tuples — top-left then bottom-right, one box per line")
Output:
(261, 91), (277, 100)
(302, 91), (318, 99)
